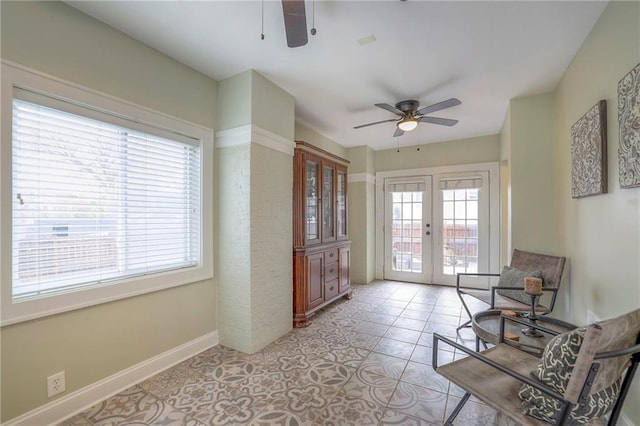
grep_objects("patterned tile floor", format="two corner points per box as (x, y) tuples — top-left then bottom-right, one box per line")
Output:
(60, 280), (514, 426)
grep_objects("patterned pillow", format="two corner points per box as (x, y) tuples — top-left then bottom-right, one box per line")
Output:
(495, 266), (543, 305)
(518, 328), (621, 423)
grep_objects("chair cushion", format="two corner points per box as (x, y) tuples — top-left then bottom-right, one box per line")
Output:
(518, 327), (621, 423)
(495, 266), (543, 305)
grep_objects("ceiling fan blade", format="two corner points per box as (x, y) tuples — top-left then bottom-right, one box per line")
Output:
(416, 98), (461, 116)
(282, 0), (308, 48)
(353, 118), (398, 129)
(375, 103), (404, 116)
(393, 127), (404, 137)
(418, 116), (459, 126)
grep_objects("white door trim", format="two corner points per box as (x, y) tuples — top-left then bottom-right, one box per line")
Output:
(375, 162), (500, 283)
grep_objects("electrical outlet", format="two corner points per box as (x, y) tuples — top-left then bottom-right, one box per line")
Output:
(47, 371), (65, 397)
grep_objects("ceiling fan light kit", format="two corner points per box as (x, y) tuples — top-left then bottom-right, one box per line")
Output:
(397, 117), (418, 132)
(354, 97), (462, 137)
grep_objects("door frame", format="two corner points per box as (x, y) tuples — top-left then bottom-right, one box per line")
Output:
(375, 162), (500, 285)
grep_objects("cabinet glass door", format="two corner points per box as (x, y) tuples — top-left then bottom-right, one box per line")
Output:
(322, 165), (335, 241)
(305, 160), (320, 242)
(337, 170), (347, 238)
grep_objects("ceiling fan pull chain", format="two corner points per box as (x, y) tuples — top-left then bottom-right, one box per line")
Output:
(261, 0), (265, 40)
(310, 0), (317, 35)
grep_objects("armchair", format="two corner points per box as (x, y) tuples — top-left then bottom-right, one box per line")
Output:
(433, 309), (640, 425)
(457, 249), (566, 329)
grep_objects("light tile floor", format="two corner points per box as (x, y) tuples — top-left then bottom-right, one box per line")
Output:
(60, 280), (513, 426)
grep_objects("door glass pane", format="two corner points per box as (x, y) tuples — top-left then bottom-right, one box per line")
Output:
(337, 171), (346, 237)
(322, 166), (334, 239)
(305, 160), (319, 240)
(391, 191), (422, 273)
(441, 188), (479, 275)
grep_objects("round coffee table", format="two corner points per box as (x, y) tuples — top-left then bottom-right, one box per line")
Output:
(472, 310), (576, 356)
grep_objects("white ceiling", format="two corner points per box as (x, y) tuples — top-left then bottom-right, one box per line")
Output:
(66, 0), (607, 151)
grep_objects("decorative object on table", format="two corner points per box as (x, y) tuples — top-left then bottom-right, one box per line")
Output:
(522, 276), (544, 337)
(571, 100), (607, 198)
(524, 276), (543, 296)
(504, 332), (520, 341)
(618, 62), (640, 188)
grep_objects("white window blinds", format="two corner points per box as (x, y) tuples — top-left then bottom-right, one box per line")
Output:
(12, 96), (201, 300)
(386, 181), (426, 192)
(439, 177), (483, 190)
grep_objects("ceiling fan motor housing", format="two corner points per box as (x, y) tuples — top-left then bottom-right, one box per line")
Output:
(395, 100), (419, 113)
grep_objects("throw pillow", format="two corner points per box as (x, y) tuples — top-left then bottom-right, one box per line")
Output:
(518, 327), (621, 423)
(495, 266), (543, 305)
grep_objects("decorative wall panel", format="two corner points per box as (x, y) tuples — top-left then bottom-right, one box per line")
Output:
(571, 100), (607, 198)
(618, 62), (640, 188)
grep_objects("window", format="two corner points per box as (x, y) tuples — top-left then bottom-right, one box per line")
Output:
(1, 63), (213, 325)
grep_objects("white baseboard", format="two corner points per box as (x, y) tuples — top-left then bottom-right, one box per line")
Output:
(619, 412), (636, 426)
(3, 330), (218, 426)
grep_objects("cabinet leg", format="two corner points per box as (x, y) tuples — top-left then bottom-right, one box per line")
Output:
(293, 318), (310, 328)
(293, 312), (313, 328)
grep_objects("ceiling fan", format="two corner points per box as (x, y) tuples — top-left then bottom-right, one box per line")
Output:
(354, 98), (462, 137)
(282, 0), (312, 48)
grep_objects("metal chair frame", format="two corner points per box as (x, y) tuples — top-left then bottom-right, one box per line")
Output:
(434, 315), (640, 425)
(456, 249), (566, 330)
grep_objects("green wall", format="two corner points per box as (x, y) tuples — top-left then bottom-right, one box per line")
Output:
(0, 1), (218, 421)
(500, 107), (512, 265)
(552, 2), (639, 420)
(295, 122), (347, 159)
(502, 2), (640, 422)
(217, 70), (294, 354)
(506, 94), (556, 256)
(346, 146), (376, 284)
(375, 134), (501, 172)
(252, 72), (295, 140)
(217, 71), (252, 130)
(0, 1), (216, 130)
(217, 144), (253, 352)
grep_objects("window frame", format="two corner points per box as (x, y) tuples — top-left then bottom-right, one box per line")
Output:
(1, 61), (214, 326)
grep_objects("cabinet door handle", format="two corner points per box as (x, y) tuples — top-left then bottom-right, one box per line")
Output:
(329, 268), (334, 273)
(329, 252), (334, 258)
(330, 286), (334, 292)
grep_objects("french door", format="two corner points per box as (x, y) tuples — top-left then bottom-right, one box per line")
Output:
(432, 172), (491, 286)
(384, 177), (432, 283)
(381, 166), (498, 287)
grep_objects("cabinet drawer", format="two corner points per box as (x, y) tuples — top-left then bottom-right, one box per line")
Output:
(325, 249), (339, 263)
(325, 262), (338, 282)
(325, 279), (339, 299)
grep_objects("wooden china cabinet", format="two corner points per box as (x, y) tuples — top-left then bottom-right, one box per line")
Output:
(293, 141), (351, 327)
